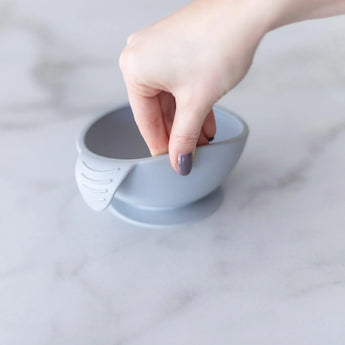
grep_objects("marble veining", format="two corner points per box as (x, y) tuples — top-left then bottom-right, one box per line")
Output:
(1, 0), (345, 344)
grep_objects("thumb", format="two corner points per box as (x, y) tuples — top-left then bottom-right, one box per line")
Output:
(169, 101), (211, 176)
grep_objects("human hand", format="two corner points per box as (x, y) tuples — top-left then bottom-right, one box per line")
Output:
(119, 0), (345, 175)
(119, 0), (268, 175)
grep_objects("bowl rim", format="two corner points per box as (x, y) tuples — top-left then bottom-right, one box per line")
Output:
(76, 103), (249, 163)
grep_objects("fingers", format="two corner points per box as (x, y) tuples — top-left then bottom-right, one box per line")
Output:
(158, 91), (176, 138)
(126, 86), (169, 156)
(202, 109), (217, 140)
(158, 92), (213, 147)
(198, 130), (210, 146)
(199, 109), (217, 145)
(126, 80), (215, 176)
(169, 100), (211, 175)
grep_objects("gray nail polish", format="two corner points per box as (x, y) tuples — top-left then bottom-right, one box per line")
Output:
(177, 153), (193, 176)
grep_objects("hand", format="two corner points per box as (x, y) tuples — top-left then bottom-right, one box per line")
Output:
(119, 0), (345, 175)
(119, 0), (267, 175)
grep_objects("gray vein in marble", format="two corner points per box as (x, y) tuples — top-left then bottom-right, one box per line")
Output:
(54, 258), (123, 327)
(165, 289), (198, 316)
(240, 121), (345, 209)
(113, 289), (200, 345)
(0, 0), (13, 28)
(0, 8), (116, 124)
(0, 262), (32, 282)
(54, 258), (86, 280)
(287, 279), (345, 298)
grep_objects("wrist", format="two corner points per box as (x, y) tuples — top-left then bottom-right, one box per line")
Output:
(221, 0), (279, 39)
(210, 0), (277, 42)
(266, 0), (345, 30)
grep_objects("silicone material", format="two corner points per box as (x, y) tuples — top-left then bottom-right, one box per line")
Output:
(109, 187), (223, 228)
(75, 156), (134, 211)
(75, 105), (248, 226)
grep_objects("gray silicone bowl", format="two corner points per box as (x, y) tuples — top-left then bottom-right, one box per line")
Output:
(75, 105), (248, 226)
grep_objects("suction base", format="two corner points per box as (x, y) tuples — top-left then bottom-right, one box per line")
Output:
(108, 187), (223, 227)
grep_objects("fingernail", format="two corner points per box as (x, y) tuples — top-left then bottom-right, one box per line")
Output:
(208, 136), (214, 142)
(177, 153), (193, 176)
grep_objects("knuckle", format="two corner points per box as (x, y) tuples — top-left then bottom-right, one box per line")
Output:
(118, 48), (128, 71)
(174, 132), (200, 146)
(118, 47), (138, 74)
(126, 32), (137, 46)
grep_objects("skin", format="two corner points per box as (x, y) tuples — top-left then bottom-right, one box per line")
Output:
(119, 0), (345, 175)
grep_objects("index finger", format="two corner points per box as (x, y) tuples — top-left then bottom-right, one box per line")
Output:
(126, 85), (169, 156)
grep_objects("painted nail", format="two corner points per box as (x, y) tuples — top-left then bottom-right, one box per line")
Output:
(208, 136), (214, 142)
(177, 153), (193, 176)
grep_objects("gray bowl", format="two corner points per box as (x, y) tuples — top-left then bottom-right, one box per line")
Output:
(75, 105), (248, 226)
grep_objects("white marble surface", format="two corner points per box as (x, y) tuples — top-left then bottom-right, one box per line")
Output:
(1, 0), (345, 344)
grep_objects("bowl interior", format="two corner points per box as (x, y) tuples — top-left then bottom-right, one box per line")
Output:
(84, 106), (244, 159)
(85, 106), (150, 159)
